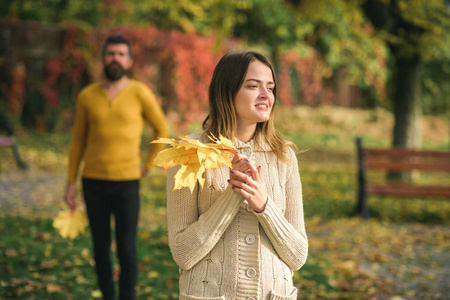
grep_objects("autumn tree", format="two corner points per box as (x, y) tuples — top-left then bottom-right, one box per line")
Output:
(286, 0), (387, 105)
(1, 0), (101, 27)
(284, 0), (450, 149)
(362, 0), (450, 149)
(3, 0), (448, 135)
(124, 0), (250, 41)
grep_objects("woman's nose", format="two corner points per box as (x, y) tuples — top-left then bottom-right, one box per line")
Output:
(259, 87), (270, 98)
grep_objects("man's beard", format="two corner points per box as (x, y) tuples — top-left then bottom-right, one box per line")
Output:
(104, 62), (126, 81)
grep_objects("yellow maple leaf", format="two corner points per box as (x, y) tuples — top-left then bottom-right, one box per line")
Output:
(53, 210), (87, 239)
(150, 137), (181, 147)
(209, 134), (235, 150)
(152, 147), (199, 170)
(174, 163), (206, 192)
(151, 134), (236, 192)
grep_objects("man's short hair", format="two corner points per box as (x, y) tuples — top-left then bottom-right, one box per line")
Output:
(101, 34), (133, 59)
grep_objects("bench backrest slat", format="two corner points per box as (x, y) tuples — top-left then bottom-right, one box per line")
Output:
(365, 161), (450, 172)
(355, 137), (450, 219)
(367, 185), (450, 197)
(364, 148), (450, 159)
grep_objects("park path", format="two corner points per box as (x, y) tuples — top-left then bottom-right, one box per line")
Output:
(0, 167), (66, 210)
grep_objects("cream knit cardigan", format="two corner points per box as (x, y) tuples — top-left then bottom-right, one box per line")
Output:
(166, 132), (308, 300)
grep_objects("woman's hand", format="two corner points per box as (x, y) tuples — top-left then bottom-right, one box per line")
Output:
(229, 153), (268, 213)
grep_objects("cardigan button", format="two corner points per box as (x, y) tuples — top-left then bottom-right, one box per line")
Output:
(245, 234), (256, 244)
(241, 147), (251, 156)
(246, 268), (256, 278)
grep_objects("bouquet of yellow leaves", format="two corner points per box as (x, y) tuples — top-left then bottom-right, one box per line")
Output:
(53, 210), (87, 239)
(151, 134), (237, 192)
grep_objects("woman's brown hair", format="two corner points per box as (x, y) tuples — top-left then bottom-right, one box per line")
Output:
(202, 51), (292, 161)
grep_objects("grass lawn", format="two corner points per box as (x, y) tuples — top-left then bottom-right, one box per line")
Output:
(1, 106), (449, 299)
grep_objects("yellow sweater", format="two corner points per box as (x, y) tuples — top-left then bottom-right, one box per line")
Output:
(67, 80), (169, 183)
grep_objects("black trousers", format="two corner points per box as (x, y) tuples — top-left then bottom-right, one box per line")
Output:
(82, 178), (140, 300)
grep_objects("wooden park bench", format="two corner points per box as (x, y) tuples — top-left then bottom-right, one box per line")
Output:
(356, 137), (450, 219)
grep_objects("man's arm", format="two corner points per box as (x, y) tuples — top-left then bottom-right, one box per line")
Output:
(65, 95), (89, 210)
(140, 85), (170, 172)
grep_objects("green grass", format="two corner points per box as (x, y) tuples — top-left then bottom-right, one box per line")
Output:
(0, 216), (179, 299)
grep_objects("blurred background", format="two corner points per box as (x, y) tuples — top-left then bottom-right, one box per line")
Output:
(0, 0), (449, 299)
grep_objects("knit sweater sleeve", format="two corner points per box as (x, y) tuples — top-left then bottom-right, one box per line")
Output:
(255, 148), (308, 271)
(166, 167), (243, 270)
(139, 84), (169, 170)
(67, 93), (88, 183)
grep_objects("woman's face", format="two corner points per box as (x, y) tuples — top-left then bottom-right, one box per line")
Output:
(234, 60), (275, 128)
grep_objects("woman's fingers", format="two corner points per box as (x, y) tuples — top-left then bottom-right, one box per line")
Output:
(231, 152), (247, 165)
(234, 160), (249, 172)
(229, 169), (250, 186)
(229, 162), (267, 212)
(231, 152), (251, 182)
(245, 162), (260, 180)
(229, 167), (259, 193)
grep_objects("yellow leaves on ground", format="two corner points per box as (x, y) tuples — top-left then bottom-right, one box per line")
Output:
(53, 210), (87, 239)
(151, 134), (236, 192)
(147, 270), (159, 278)
(46, 283), (62, 293)
(91, 290), (102, 298)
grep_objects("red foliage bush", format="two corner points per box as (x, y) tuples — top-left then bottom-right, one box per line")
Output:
(278, 50), (324, 107)
(7, 63), (27, 114)
(4, 23), (340, 130)
(55, 26), (224, 128)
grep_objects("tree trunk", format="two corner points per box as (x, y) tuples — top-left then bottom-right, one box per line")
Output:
(392, 56), (422, 149)
(389, 55), (423, 181)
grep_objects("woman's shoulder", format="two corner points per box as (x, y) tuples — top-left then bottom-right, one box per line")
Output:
(186, 131), (203, 140)
(279, 142), (299, 166)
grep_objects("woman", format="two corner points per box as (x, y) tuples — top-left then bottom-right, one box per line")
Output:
(166, 51), (308, 300)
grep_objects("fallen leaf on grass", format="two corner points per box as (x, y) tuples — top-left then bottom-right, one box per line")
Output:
(139, 229), (151, 242)
(166, 279), (175, 288)
(53, 210), (87, 239)
(81, 248), (90, 258)
(36, 232), (51, 241)
(40, 259), (57, 269)
(147, 270), (159, 278)
(91, 290), (102, 298)
(6, 248), (18, 257)
(46, 283), (62, 293)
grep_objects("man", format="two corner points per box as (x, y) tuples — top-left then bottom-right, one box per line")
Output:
(64, 34), (169, 300)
